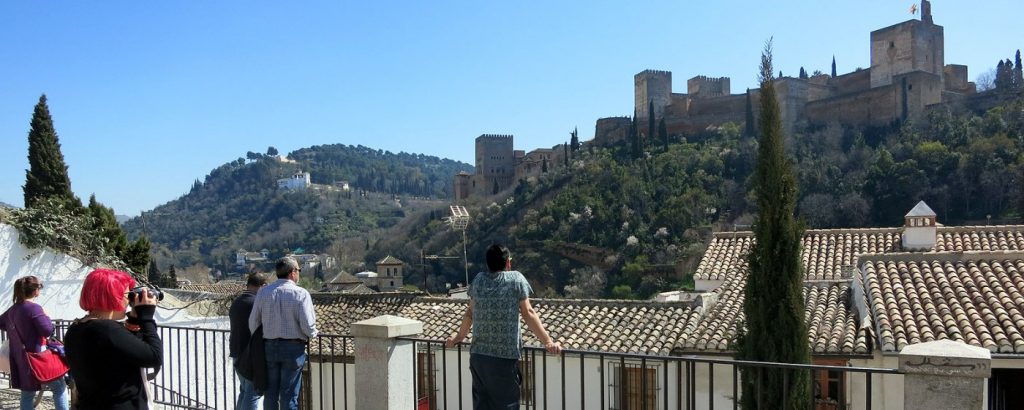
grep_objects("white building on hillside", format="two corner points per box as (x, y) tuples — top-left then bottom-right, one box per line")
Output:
(277, 172), (311, 190)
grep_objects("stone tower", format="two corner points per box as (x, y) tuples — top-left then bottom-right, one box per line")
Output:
(869, 0), (944, 90)
(474, 134), (515, 194)
(634, 70), (672, 122)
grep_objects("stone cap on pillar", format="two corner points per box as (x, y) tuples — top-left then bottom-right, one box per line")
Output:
(898, 339), (991, 378)
(351, 315), (424, 339)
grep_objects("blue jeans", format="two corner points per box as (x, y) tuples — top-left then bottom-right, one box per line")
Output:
(234, 358), (262, 410)
(20, 376), (69, 410)
(263, 340), (306, 410)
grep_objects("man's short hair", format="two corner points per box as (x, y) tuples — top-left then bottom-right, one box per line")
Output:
(275, 257), (300, 279)
(246, 272), (270, 287)
(485, 244), (510, 272)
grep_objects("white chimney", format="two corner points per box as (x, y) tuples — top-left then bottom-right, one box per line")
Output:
(901, 201), (937, 251)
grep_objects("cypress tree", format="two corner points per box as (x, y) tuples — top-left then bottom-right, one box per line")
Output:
(148, 260), (164, 287)
(167, 265), (178, 288)
(737, 39), (810, 410)
(1014, 50), (1023, 89)
(658, 118), (668, 152)
(564, 142), (569, 167)
(799, 67), (807, 79)
(744, 89), (756, 137)
(570, 128), (580, 151)
(647, 99), (655, 149)
(630, 116), (640, 159)
(23, 95), (78, 209)
(831, 56), (837, 77)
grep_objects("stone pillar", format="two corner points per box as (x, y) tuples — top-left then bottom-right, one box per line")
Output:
(899, 339), (991, 410)
(351, 315), (424, 410)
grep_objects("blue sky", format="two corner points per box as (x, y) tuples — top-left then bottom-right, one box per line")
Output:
(1, 1), (1021, 216)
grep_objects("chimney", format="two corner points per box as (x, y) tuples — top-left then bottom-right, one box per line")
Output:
(901, 201), (937, 251)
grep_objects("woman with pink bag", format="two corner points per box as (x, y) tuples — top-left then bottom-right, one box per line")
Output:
(0, 276), (70, 410)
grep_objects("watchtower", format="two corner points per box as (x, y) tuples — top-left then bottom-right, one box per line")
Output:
(869, 0), (944, 90)
(474, 134), (515, 194)
(687, 75), (731, 98)
(635, 70), (672, 121)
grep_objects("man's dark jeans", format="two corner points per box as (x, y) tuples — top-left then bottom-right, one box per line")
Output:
(263, 339), (307, 410)
(469, 353), (521, 410)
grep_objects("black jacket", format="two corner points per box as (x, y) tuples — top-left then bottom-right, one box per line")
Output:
(228, 291), (257, 358)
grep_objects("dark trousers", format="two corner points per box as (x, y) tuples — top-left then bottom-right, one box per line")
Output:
(469, 354), (521, 410)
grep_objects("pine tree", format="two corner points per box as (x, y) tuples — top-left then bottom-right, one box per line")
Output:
(745, 89), (756, 137)
(267, 146), (279, 156)
(737, 39), (811, 410)
(659, 118), (668, 152)
(831, 56), (837, 77)
(87, 194), (128, 257)
(23, 95), (78, 209)
(122, 236), (151, 275)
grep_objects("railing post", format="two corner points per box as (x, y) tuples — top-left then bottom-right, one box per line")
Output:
(351, 315), (424, 410)
(899, 340), (991, 410)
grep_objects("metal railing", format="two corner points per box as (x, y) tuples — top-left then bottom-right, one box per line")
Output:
(402, 337), (903, 410)
(12, 323), (902, 410)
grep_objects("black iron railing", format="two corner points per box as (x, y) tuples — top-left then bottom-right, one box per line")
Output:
(401, 337), (903, 410)
(17, 322), (902, 410)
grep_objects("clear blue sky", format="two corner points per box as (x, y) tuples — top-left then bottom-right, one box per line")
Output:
(1, 1), (1020, 216)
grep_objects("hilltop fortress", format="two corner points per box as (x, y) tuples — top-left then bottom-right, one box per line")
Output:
(457, 1), (994, 201)
(598, 0), (978, 144)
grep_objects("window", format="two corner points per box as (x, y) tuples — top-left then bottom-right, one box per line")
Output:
(610, 361), (659, 410)
(813, 359), (847, 410)
(417, 352), (437, 409)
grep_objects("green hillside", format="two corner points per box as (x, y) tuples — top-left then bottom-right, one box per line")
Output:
(375, 96), (1024, 299)
(121, 145), (472, 275)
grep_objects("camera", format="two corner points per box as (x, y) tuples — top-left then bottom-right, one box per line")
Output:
(127, 286), (164, 304)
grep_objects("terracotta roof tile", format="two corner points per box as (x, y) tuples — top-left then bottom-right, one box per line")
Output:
(864, 256), (1024, 353)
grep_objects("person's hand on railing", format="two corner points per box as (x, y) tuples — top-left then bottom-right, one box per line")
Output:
(544, 340), (562, 355)
(445, 334), (465, 348)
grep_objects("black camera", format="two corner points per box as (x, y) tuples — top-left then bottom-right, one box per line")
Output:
(127, 286), (164, 304)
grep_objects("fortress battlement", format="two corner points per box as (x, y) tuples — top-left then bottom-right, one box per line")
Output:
(635, 69), (672, 78)
(476, 134), (514, 141)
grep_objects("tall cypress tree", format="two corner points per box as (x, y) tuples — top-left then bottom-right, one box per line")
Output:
(1014, 50), (1023, 90)
(647, 100), (655, 149)
(563, 142), (570, 167)
(831, 55), (837, 77)
(658, 118), (668, 152)
(570, 128), (580, 151)
(630, 116), (640, 159)
(744, 89), (756, 137)
(737, 39), (810, 410)
(23, 95), (78, 209)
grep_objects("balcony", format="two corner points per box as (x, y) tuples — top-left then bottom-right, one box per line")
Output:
(0, 317), (986, 410)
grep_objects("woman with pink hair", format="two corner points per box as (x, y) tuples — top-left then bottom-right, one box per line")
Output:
(0, 276), (69, 410)
(64, 269), (162, 410)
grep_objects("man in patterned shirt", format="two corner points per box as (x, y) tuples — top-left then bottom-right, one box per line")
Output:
(446, 244), (562, 409)
(249, 257), (318, 410)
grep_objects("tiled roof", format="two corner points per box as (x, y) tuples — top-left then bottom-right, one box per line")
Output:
(696, 226), (1024, 282)
(177, 280), (246, 294)
(905, 201), (936, 217)
(674, 273), (870, 355)
(311, 294), (697, 355)
(377, 255), (404, 265)
(863, 254), (1024, 353)
(695, 229), (902, 281)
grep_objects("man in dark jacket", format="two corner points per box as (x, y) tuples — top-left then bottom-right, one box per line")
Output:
(230, 273), (269, 410)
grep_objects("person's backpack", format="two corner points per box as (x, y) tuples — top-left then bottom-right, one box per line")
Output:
(235, 326), (267, 392)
